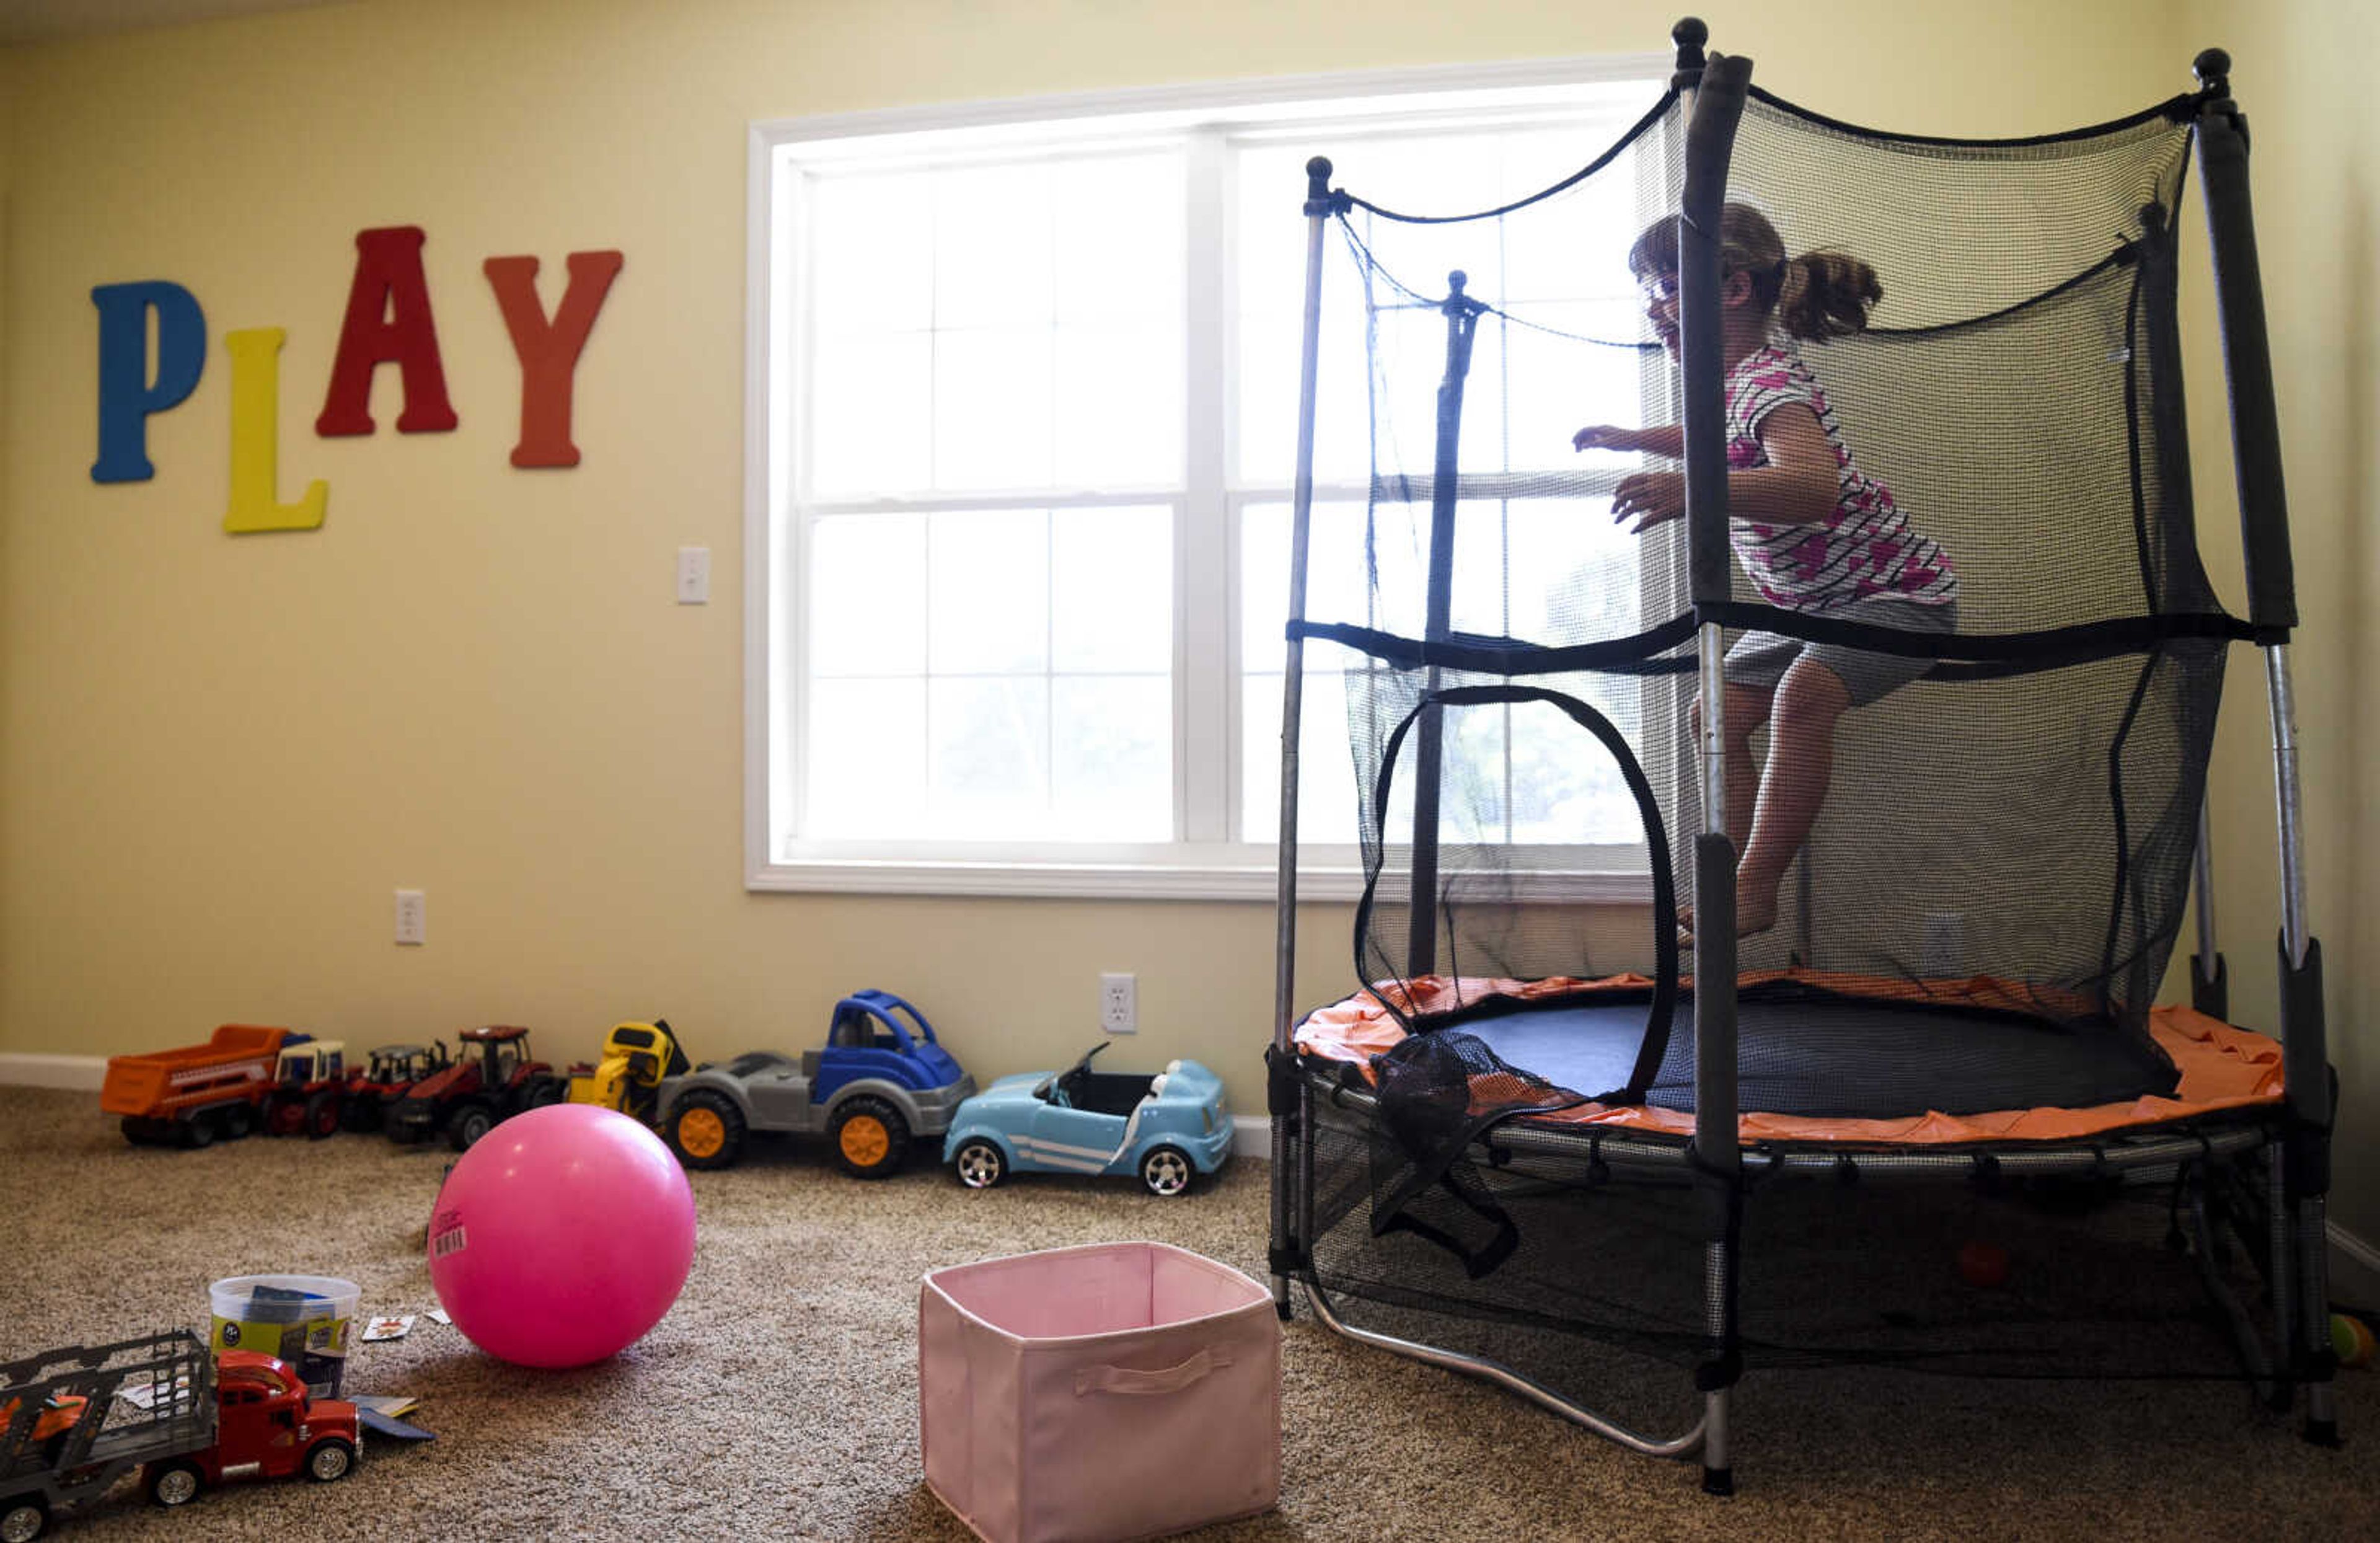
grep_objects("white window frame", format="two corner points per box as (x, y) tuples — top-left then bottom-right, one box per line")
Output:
(746, 51), (1672, 901)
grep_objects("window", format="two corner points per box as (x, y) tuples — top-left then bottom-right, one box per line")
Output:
(747, 55), (1671, 898)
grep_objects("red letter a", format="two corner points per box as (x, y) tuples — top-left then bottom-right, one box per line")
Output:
(315, 226), (459, 436)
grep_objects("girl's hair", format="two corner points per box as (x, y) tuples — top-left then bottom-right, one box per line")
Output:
(1628, 202), (1881, 341)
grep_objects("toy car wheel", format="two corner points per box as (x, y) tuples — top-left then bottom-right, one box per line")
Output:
(522, 1076), (565, 1110)
(342, 1095), (381, 1134)
(221, 1104), (253, 1140)
(829, 1096), (911, 1179)
(953, 1137), (1008, 1190)
(267, 1095), (306, 1138)
(665, 1091), (746, 1171)
(446, 1100), (495, 1152)
(1, 1497), (47, 1543)
(144, 1458), (203, 1507)
(304, 1090), (341, 1139)
(181, 1115), (215, 1150)
(1140, 1145), (1194, 1198)
(305, 1438), (356, 1483)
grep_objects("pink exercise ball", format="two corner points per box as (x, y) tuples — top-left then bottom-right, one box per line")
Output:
(425, 1103), (697, 1369)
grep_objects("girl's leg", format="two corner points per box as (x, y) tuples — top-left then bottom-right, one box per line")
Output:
(1717, 683), (1772, 853)
(1733, 656), (1851, 935)
(1681, 682), (1774, 933)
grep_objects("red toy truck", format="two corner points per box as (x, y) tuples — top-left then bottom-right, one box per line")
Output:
(102, 1026), (296, 1148)
(141, 1350), (359, 1503)
(1, 1330), (356, 1540)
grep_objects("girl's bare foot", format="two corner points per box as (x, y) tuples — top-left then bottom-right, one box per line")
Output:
(1675, 893), (1780, 947)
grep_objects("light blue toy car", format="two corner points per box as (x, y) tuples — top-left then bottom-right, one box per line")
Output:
(943, 1043), (1231, 1196)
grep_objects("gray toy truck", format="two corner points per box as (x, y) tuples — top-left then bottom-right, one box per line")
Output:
(653, 991), (974, 1177)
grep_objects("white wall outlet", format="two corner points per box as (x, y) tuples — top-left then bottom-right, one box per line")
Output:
(1100, 972), (1137, 1034)
(676, 546), (711, 604)
(394, 889), (426, 947)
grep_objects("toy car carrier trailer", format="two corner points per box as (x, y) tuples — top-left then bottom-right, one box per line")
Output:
(102, 1027), (298, 1148)
(0, 1332), (213, 1541)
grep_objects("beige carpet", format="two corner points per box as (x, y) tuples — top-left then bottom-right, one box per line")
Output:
(3, 1085), (2374, 1541)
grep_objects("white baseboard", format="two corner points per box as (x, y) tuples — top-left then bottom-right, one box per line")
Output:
(1232, 1113), (1269, 1160)
(0, 1053), (106, 1090)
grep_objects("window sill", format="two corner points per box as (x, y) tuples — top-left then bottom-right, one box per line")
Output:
(748, 856), (1657, 904)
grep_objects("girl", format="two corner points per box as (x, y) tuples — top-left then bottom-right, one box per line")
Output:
(1574, 203), (1957, 939)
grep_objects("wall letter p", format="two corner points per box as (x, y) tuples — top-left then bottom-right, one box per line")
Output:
(91, 281), (207, 483)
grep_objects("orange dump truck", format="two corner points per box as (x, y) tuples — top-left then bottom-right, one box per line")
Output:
(103, 1025), (296, 1148)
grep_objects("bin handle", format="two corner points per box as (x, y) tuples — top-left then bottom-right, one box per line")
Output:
(1074, 1348), (1231, 1397)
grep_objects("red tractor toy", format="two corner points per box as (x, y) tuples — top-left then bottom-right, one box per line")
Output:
(262, 1040), (349, 1139)
(339, 1041), (451, 1133)
(385, 1025), (565, 1151)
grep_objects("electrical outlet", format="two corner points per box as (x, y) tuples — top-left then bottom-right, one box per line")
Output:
(1100, 973), (1137, 1034)
(676, 546), (710, 604)
(395, 889), (426, 947)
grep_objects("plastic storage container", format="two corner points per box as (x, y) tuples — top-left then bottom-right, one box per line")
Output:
(207, 1274), (359, 1397)
(919, 1241), (1280, 1543)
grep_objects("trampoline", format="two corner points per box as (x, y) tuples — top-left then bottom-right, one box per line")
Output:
(1263, 19), (2338, 1493)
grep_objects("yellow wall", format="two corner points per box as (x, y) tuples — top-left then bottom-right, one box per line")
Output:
(4, 0), (2361, 1231)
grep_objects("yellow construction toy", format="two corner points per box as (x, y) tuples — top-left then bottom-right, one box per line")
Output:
(567, 1020), (691, 1124)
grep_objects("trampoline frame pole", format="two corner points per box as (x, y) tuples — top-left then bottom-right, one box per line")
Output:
(2193, 46), (2334, 1441)
(2190, 798), (2226, 1017)
(1270, 156), (1336, 1318)
(1404, 272), (1486, 979)
(1676, 27), (1751, 1497)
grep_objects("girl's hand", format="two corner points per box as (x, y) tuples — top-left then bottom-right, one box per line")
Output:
(1612, 471), (1685, 533)
(1573, 424), (1642, 453)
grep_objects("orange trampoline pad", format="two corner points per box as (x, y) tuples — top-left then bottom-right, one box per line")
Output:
(1293, 970), (2285, 1147)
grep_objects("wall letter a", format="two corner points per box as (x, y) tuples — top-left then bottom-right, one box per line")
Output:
(315, 226), (459, 436)
(483, 250), (624, 468)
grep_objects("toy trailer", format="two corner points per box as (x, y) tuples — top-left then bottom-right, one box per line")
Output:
(1, 1330), (215, 1541)
(102, 1026), (296, 1148)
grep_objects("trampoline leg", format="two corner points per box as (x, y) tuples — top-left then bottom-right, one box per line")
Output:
(1700, 1388), (1732, 1495)
(2298, 1191), (2340, 1446)
(2265, 1139), (2296, 1408)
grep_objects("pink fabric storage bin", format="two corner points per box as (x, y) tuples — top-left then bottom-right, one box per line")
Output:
(919, 1240), (1281, 1543)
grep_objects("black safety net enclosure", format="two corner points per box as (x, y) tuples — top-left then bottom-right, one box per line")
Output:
(1265, 21), (2337, 1493)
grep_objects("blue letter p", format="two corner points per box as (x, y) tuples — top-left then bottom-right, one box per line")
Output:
(91, 281), (206, 483)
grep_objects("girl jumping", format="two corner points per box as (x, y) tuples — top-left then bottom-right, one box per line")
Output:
(1574, 203), (1957, 939)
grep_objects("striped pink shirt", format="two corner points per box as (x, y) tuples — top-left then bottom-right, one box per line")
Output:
(1724, 343), (1957, 614)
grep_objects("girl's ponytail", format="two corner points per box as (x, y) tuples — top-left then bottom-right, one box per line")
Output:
(1780, 251), (1882, 340)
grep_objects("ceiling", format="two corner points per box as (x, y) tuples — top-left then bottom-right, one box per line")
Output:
(0, 0), (335, 47)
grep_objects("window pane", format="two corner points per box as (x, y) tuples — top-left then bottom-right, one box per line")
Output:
(808, 172), (933, 334)
(811, 513), (926, 677)
(928, 677), (1049, 836)
(1055, 325), (1181, 486)
(1053, 506), (1170, 673)
(808, 678), (927, 838)
(811, 331), (932, 497)
(1241, 668), (1364, 845)
(1053, 675), (1171, 840)
(929, 510), (1048, 674)
(936, 162), (1055, 329)
(936, 328), (1054, 489)
(1056, 153), (1184, 324)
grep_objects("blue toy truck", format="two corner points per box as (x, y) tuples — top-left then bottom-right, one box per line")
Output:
(653, 991), (974, 1176)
